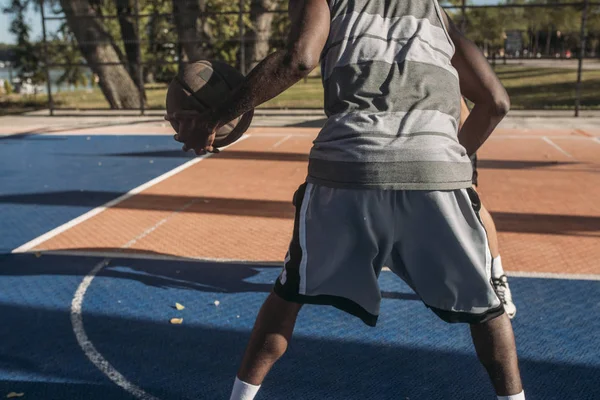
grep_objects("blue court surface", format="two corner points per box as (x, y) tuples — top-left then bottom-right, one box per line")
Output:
(1, 134), (600, 399)
(0, 134), (193, 253)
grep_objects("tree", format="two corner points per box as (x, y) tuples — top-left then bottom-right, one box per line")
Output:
(3, 0), (45, 87)
(534, 0), (580, 56)
(243, 0), (279, 72)
(115, 0), (143, 91)
(465, 5), (527, 56)
(58, 0), (142, 108)
(4, 80), (14, 95)
(523, 0), (581, 56)
(171, 0), (215, 62)
(52, 24), (89, 89)
(588, 6), (600, 57)
(269, 1), (289, 51)
(144, 0), (178, 83)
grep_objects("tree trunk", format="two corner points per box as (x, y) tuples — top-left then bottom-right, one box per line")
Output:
(59, 0), (141, 108)
(171, 0), (214, 62)
(115, 0), (143, 93)
(545, 26), (552, 57)
(244, 0), (278, 72)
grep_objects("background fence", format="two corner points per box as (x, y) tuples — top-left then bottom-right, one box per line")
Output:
(31, 0), (600, 116)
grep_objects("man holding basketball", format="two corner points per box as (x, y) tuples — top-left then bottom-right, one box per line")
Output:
(168, 0), (524, 399)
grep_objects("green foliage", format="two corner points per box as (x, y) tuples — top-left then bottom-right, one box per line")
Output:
(141, 0), (178, 82)
(205, 0), (250, 64)
(3, 0), (45, 85)
(51, 24), (90, 88)
(270, 0), (290, 51)
(5, 0), (598, 106)
(589, 6), (600, 32)
(442, 0), (594, 56)
(3, 79), (13, 95)
(0, 43), (17, 52)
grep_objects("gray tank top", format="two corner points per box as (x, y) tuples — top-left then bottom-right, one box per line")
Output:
(308, 0), (473, 190)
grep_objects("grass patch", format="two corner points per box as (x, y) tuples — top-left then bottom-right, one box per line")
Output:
(493, 65), (600, 109)
(2, 66), (599, 113)
(0, 94), (48, 116)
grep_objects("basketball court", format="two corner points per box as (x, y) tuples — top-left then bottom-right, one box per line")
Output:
(0, 119), (599, 399)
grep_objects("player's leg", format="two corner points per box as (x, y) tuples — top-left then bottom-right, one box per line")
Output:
(230, 183), (393, 399)
(472, 199), (523, 396)
(471, 313), (523, 397)
(462, 99), (516, 319)
(472, 154), (516, 318)
(478, 201), (516, 318)
(391, 188), (524, 398)
(230, 293), (302, 399)
(480, 203), (500, 258)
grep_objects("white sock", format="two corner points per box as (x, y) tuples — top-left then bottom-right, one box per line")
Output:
(229, 377), (261, 400)
(498, 391), (525, 400)
(491, 255), (505, 279)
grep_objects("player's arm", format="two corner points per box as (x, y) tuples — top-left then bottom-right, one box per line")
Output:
(172, 0), (330, 153)
(443, 12), (510, 156)
(213, 0), (329, 124)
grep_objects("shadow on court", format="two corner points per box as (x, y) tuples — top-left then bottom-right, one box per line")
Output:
(0, 252), (420, 301)
(476, 160), (580, 169)
(1, 253), (600, 399)
(58, 148), (596, 171)
(0, 297), (599, 399)
(1, 190), (600, 236)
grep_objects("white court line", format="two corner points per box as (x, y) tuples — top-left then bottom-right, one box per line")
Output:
(594, 137), (600, 144)
(488, 135), (596, 140)
(71, 259), (161, 400)
(67, 171), (281, 400)
(507, 271), (600, 281)
(121, 198), (199, 249)
(11, 135), (250, 254)
(64, 135), (254, 400)
(271, 134), (292, 148)
(70, 197), (222, 400)
(381, 267), (600, 281)
(542, 136), (574, 158)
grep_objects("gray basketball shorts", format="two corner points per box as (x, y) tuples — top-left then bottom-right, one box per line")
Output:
(273, 183), (504, 327)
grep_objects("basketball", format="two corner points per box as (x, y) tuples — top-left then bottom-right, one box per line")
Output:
(165, 60), (254, 148)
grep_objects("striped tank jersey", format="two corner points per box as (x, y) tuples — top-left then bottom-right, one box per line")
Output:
(308, 0), (473, 190)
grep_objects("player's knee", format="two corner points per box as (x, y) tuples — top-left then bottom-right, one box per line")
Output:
(266, 291), (303, 316)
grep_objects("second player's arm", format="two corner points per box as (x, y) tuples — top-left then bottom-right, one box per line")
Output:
(443, 12), (510, 156)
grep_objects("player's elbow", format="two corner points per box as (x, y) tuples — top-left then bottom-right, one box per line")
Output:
(480, 89), (510, 118)
(492, 93), (510, 118)
(284, 48), (319, 77)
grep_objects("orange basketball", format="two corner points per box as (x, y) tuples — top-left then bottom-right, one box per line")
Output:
(166, 60), (254, 148)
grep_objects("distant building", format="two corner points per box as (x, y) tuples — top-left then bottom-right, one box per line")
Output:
(504, 30), (524, 57)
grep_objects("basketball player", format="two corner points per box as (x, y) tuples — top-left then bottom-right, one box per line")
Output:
(460, 98), (516, 319)
(168, 0), (524, 399)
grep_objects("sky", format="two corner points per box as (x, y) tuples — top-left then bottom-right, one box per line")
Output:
(1, 0), (61, 44)
(0, 0), (504, 44)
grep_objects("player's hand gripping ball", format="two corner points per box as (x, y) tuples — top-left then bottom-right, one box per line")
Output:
(164, 60), (253, 154)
